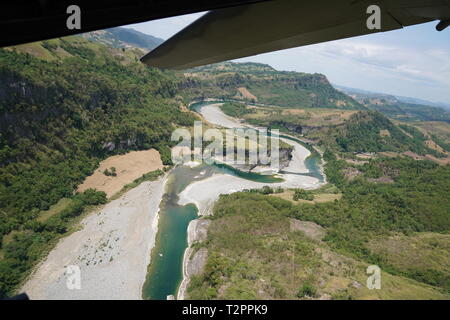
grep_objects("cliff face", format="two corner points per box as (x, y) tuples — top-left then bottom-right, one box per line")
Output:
(0, 38), (197, 225)
(0, 69), (69, 141)
(0, 37), (194, 159)
(180, 62), (363, 110)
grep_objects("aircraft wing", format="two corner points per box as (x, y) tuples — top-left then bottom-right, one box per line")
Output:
(141, 0), (450, 70)
(0, 0), (267, 48)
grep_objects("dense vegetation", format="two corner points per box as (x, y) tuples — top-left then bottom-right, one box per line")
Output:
(223, 101), (445, 158)
(188, 193), (321, 300)
(0, 188), (107, 297)
(219, 102), (254, 118)
(188, 156), (450, 299)
(309, 111), (444, 156)
(0, 37), (196, 296)
(182, 62), (363, 109)
(295, 153), (450, 290)
(1, 28), (448, 300)
(0, 37), (194, 221)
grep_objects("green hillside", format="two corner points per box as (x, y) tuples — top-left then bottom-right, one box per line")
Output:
(0, 37), (196, 296)
(308, 111), (444, 156)
(182, 62), (363, 110)
(218, 102), (444, 158)
(187, 156), (450, 299)
(82, 27), (164, 51)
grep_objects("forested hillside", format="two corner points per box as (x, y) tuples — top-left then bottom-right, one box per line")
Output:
(308, 111), (446, 156)
(188, 80), (450, 299)
(182, 62), (363, 109)
(188, 155), (450, 299)
(218, 102), (446, 158)
(0, 37), (196, 296)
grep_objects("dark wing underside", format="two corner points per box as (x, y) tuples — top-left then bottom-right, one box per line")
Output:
(141, 0), (450, 70)
(0, 0), (267, 48)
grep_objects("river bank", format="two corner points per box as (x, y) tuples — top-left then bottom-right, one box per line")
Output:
(176, 102), (325, 299)
(20, 100), (323, 300)
(21, 176), (167, 299)
(177, 104), (321, 217)
(177, 219), (210, 300)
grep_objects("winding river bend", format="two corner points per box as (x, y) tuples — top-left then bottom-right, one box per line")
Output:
(142, 102), (325, 300)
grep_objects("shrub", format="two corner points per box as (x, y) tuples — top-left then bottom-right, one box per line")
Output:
(293, 189), (314, 201)
(297, 283), (317, 298)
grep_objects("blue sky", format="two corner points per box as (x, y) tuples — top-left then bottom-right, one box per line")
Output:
(125, 12), (450, 104)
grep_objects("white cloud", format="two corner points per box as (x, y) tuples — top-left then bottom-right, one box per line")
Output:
(310, 40), (450, 87)
(237, 38), (450, 103)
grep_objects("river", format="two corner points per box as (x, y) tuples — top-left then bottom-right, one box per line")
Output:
(142, 101), (325, 300)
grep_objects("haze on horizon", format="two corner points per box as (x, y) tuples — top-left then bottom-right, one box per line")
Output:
(124, 11), (450, 106)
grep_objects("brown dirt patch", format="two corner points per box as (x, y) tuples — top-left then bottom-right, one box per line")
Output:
(236, 87), (258, 101)
(367, 176), (394, 184)
(282, 109), (307, 115)
(425, 139), (445, 153)
(355, 153), (376, 159)
(289, 219), (326, 241)
(271, 190), (341, 204)
(402, 151), (422, 160)
(424, 154), (450, 165)
(343, 167), (361, 180)
(380, 129), (391, 137)
(344, 158), (369, 165)
(77, 149), (163, 198)
(313, 194), (342, 203)
(378, 151), (399, 158)
(379, 151), (450, 165)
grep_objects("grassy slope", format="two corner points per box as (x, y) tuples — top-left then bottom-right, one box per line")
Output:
(187, 101), (450, 299)
(218, 101), (445, 160)
(187, 193), (449, 300)
(189, 98), (450, 299)
(308, 111), (445, 156)
(182, 62), (363, 110)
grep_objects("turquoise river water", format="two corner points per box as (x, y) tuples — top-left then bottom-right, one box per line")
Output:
(142, 101), (324, 299)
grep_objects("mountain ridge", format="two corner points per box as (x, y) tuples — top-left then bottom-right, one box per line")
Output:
(182, 61), (364, 110)
(81, 27), (164, 51)
(334, 84), (450, 110)
(335, 84), (450, 122)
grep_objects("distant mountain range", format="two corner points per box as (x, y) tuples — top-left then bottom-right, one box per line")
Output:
(394, 95), (450, 110)
(81, 27), (164, 51)
(335, 84), (450, 110)
(334, 84), (450, 122)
